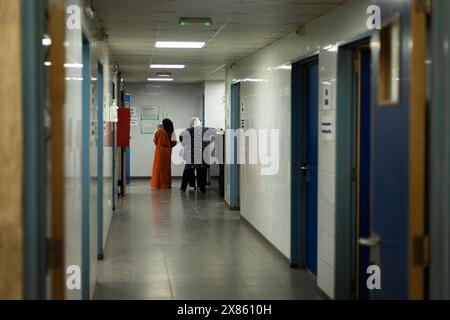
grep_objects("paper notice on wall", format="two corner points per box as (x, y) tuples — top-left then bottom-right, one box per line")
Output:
(141, 105), (160, 120)
(141, 119), (159, 134)
(130, 108), (138, 126)
(320, 115), (334, 141)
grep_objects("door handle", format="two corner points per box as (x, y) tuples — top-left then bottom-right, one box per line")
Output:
(359, 234), (382, 248)
(300, 164), (310, 183)
(301, 165), (310, 172)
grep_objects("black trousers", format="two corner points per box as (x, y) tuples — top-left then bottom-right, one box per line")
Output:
(181, 167), (208, 192)
(181, 168), (196, 190)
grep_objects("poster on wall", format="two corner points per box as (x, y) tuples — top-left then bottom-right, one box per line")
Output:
(130, 107), (138, 126)
(141, 105), (160, 120)
(320, 115), (334, 141)
(141, 119), (159, 135)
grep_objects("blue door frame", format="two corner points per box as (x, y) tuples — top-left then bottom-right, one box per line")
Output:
(125, 94), (131, 185)
(230, 83), (240, 210)
(430, 0), (450, 299)
(358, 47), (372, 300)
(335, 38), (372, 300)
(291, 56), (319, 273)
(81, 34), (91, 300)
(305, 62), (319, 275)
(21, 0), (47, 300)
(97, 62), (104, 260)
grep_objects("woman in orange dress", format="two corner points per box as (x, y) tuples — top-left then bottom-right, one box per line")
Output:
(151, 119), (177, 189)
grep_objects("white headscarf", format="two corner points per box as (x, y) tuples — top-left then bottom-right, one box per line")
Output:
(190, 117), (202, 128)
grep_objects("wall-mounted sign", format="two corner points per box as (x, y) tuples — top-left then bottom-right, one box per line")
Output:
(141, 105), (160, 120)
(141, 119), (159, 135)
(109, 99), (118, 123)
(320, 115), (334, 141)
(322, 81), (332, 110)
(130, 108), (138, 126)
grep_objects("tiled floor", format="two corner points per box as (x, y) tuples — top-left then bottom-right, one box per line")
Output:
(94, 180), (320, 300)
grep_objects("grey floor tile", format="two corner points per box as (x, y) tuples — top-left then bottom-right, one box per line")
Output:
(94, 181), (318, 301)
(245, 286), (293, 300)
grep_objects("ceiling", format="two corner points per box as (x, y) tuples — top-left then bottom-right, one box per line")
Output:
(92, 0), (348, 83)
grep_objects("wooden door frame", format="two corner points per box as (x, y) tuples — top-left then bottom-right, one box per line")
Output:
(1, 0), (26, 300)
(47, 0), (66, 300)
(408, 0), (428, 300)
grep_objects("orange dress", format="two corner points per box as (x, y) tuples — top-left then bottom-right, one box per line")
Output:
(151, 129), (176, 189)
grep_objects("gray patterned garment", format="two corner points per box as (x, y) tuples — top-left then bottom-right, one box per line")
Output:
(180, 126), (215, 169)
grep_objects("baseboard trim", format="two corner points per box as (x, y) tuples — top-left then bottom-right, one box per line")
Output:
(316, 287), (332, 300)
(240, 216), (291, 265)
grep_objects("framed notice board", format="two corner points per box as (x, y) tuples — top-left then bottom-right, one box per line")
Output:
(140, 106), (160, 134)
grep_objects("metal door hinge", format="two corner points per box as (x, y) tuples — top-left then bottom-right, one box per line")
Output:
(416, 0), (431, 14)
(353, 59), (360, 74)
(47, 238), (63, 270)
(413, 235), (430, 267)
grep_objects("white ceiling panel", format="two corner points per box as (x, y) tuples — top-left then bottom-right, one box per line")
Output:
(92, 0), (349, 83)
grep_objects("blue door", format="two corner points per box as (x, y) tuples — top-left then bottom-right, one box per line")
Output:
(370, 0), (411, 299)
(230, 83), (240, 209)
(81, 34), (91, 300)
(305, 62), (319, 275)
(97, 62), (104, 260)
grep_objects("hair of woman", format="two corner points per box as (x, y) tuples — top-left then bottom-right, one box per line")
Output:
(162, 118), (174, 140)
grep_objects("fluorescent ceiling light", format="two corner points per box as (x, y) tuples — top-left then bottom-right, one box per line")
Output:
(147, 78), (174, 82)
(64, 63), (83, 68)
(276, 64), (292, 70)
(150, 64), (185, 69)
(242, 78), (267, 82)
(155, 41), (205, 49)
(232, 78), (268, 83)
(323, 44), (338, 52)
(157, 72), (172, 77)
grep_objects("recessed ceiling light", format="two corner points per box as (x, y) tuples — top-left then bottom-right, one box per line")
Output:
(147, 78), (174, 82)
(150, 64), (185, 69)
(44, 61), (52, 67)
(155, 41), (205, 49)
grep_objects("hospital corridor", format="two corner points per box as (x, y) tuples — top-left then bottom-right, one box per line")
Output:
(1, 0), (450, 309)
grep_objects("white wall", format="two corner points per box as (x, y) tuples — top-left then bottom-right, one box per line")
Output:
(127, 83), (203, 178)
(204, 81), (226, 129)
(64, 0), (115, 300)
(224, 0), (371, 298)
